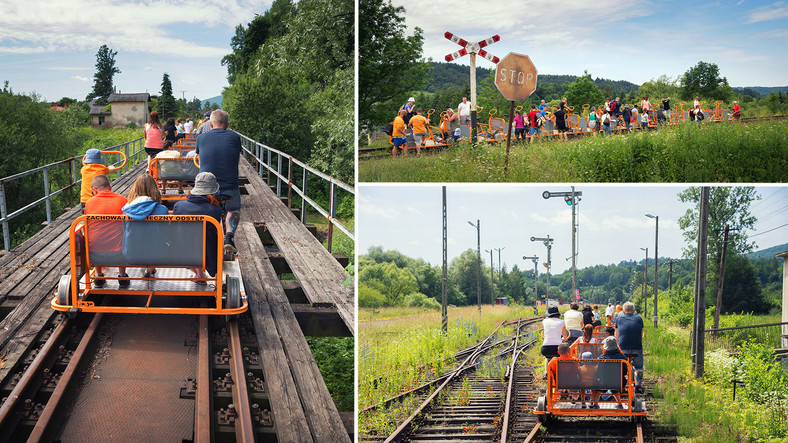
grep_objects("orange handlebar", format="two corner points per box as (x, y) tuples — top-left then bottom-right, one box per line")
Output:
(83, 150), (127, 170)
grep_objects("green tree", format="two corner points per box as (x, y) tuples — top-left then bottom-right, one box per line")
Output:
(638, 75), (680, 103)
(86, 45), (120, 105)
(680, 61), (733, 101)
(359, 0), (430, 127)
(678, 187), (760, 261)
(505, 264), (525, 303)
(158, 73), (177, 119)
(721, 254), (769, 314)
(565, 71), (604, 109)
(449, 249), (492, 306)
(221, 0), (295, 84)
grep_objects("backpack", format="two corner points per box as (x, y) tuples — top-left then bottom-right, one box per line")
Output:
(383, 122), (394, 136)
(536, 116), (545, 127)
(610, 101), (618, 112)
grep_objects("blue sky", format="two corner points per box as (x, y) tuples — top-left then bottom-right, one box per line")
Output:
(394, 0), (788, 87)
(358, 185), (788, 274)
(0, 0), (274, 102)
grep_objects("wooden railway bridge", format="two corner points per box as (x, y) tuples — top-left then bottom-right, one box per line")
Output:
(0, 137), (354, 441)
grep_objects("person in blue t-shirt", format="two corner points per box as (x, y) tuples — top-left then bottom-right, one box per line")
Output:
(615, 301), (644, 389)
(196, 110), (241, 255)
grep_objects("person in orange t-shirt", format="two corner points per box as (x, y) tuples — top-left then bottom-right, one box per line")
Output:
(84, 175), (129, 287)
(80, 149), (118, 208)
(548, 342), (572, 386)
(408, 108), (430, 153)
(391, 109), (407, 158)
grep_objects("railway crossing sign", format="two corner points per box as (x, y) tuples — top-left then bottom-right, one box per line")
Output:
(494, 52), (538, 101)
(444, 32), (501, 143)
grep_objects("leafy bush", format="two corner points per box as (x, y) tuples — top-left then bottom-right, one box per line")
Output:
(403, 292), (441, 309)
(359, 283), (387, 308)
(665, 285), (694, 326)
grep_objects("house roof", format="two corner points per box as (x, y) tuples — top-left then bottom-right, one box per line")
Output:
(108, 93), (150, 103)
(88, 99), (111, 116)
(776, 251), (788, 258)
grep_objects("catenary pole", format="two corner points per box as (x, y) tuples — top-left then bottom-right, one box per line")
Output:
(442, 186), (448, 333)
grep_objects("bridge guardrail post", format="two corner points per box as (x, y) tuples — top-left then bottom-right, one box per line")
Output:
(276, 154), (282, 197)
(301, 168), (308, 225)
(71, 158), (79, 206)
(287, 157), (293, 208)
(0, 181), (9, 252)
(43, 168), (51, 225)
(327, 181), (337, 253)
(266, 148), (272, 186)
(124, 142), (130, 174)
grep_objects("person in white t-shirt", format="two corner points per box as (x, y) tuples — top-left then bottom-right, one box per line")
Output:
(604, 303), (614, 326)
(563, 303), (584, 344)
(457, 97), (472, 126)
(183, 118), (194, 134)
(541, 306), (568, 376)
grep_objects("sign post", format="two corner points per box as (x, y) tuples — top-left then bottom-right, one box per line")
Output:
(445, 32), (500, 144)
(493, 52), (538, 173)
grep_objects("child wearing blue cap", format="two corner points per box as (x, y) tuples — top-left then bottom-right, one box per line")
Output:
(80, 149), (118, 209)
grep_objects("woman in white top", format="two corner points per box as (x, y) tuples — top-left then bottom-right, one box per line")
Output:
(541, 306), (569, 375)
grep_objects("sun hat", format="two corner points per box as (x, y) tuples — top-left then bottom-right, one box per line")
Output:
(603, 336), (619, 351)
(408, 97), (415, 102)
(581, 351), (593, 359)
(546, 306), (560, 317)
(84, 149), (102, 164)
(204, 111), (212, 118)
(191, 172), (220, 196)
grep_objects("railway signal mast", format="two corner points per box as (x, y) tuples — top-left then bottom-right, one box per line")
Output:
(543, 188), (581, 301)
(444, 32), (500, 143)
(523, 255), (539, 314)
(531, 236), (554, 304)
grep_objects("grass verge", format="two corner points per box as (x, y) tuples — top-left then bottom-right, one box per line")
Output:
(358, 120), (788, 182)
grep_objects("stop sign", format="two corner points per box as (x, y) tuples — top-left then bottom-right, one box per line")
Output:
(494, 52), (538, 101)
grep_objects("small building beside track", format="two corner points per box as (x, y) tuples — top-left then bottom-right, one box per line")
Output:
(778, 250), (788, 349)
(90, 93), (150, 127)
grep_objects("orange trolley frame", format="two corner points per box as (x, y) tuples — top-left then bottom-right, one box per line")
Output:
(51, 214), (247, 316)
(534, 358), (646, 421)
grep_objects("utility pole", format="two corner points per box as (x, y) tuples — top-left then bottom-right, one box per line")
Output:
(668, 260), (674, 296)
(468, 220), (481, 314)
(692, 187), (710, 378)
(442, 187), (448, 333)
(486, 249), (495, 303)
(531, 236), (553, 304)
(713, 224), (738, 334)
(523, 256), (539, 314)
(640, 247), (648, 317)
(646, 213), (659, 328)
(495, 247), (505, 300)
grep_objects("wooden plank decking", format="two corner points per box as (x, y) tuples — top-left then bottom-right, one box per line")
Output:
(0, 156), (354, 441)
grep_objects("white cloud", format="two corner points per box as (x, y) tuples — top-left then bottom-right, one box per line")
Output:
(44, 66), (89, 71)
(144, 66), (153, 71)
(71, 75), (90, 81)
(746, 1), (788, 23)
(0, 0), (271, 57)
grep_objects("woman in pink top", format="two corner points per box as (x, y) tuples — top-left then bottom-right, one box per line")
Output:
(641, 96), (651, 113)
(144, 111), (164, 158)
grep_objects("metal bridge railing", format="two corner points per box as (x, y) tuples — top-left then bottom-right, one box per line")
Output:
(0, 138), (146, 252)
(236, 132), (354, 252)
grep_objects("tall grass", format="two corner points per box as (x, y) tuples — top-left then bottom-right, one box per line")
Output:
(359, 120), (788, 182)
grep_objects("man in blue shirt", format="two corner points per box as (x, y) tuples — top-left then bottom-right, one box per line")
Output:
(196, 110), (241, 254)
(615, 301), (644, 390)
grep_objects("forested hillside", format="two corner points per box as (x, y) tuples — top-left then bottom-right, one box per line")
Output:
(359, 246), (783, 316)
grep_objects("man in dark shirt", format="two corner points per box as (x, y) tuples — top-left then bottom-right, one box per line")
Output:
(662, 97), (671, 120)
(196, 109), (241, 253)
(615, 301), (644, 389)
(553, 108), (568, 141)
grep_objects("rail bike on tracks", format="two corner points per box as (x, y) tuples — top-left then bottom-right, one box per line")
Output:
(147, 137), (200, 205)
(534, 353), (647, 423)
(51, 211), (247, 316)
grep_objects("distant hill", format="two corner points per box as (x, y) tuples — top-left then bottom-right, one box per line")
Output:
(733, 86), (788, 97)
(747, 243), (788, 259)
(422, 62), (638, 95)
(201, 95), (223, 108)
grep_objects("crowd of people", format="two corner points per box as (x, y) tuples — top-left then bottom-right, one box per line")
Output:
(540, 301), (645, 406)
(79, 109), (242, 286)
(389, 94), (742, 154)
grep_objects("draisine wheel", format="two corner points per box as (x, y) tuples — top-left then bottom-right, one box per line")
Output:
(225, 276), (240, 309)
(56, 275), (72, 307)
